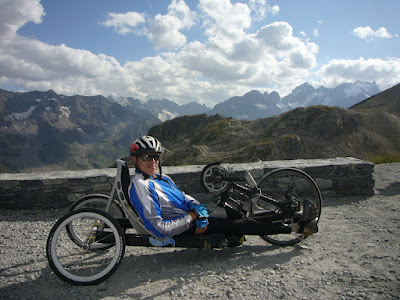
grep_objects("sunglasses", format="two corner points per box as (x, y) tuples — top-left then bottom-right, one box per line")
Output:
(139, 154), (161, 161)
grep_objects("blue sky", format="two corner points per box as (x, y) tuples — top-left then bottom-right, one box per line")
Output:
(0, 0), (399, 107)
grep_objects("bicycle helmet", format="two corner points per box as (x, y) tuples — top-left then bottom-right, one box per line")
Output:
(130, 135), (164, 157)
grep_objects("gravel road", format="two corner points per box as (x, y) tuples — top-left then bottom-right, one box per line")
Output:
(1, 163), (399, 300)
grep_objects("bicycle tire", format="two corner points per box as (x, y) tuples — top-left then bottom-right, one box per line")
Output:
(67, 195), (126, 250)
(46, 208), (126, 285)
(254, 168), (322, 246)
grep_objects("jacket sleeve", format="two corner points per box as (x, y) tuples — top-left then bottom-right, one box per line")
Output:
(162, 174), (200, 208)
(183, 192), (200, 206)
(129, 176), (193, 238)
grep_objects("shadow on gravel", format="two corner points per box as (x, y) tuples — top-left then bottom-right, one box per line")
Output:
(101, 243), (303, 298)
(323, 181), (400, 207)
(1, 242), (304, 299)
(0, 258), (54, 299)
(376, 182), (400, 196)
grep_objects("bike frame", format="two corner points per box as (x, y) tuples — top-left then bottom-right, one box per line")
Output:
(206, 167), (291, 214)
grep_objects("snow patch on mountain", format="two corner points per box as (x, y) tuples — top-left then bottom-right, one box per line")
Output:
(158, 110), (178, 122)
(60, 106), (71, 118)
(255, 103), (269, 110)
(344, 81), (374, 98)
(9, 106), (36, 120)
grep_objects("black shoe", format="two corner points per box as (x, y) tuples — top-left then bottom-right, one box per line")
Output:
(298, 199), (318, 223)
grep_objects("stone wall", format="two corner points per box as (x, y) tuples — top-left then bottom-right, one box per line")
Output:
(0, 157), (374, 210)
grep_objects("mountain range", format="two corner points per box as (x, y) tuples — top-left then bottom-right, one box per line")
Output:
(0, 81), (391, 172)
(146, 83), (400, 167)
(110, 81), (380, 121)
(0, 90), (159, 172)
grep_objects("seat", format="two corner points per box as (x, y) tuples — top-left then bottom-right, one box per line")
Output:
(114, 159), (149, 235)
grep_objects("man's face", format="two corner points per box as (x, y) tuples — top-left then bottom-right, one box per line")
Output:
(133, 153), (160, 177)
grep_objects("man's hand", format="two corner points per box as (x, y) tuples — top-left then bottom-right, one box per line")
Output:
(195, 225), (208, 234)
(188, 210), (208, 234)
(190, 204), (209, 218)
(195, 218), (208, 234)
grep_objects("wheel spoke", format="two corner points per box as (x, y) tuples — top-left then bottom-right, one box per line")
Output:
(255, 168), (321, 245)
(47, 209), (125, 285)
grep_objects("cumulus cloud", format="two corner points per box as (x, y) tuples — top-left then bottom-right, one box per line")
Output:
(255, 21), (318, 69)
(0, 0), (320, 105)
(147, 0), (196, 49)
(199, 0), (251, 42)
(317, 57), (400, 90)
(101, 0), (196, 49)
(0, 0), (44, 37)
(353, 26), (393, 40)
(101, 12), (146, 35)
(0, 0), (399, 107)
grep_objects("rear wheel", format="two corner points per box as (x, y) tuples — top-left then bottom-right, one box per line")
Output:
(46, 208), (125, 285)
(254, 168), (322, 245)
(67, 195), (126, 250)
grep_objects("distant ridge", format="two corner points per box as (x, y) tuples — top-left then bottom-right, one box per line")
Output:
(350, 82), (400, 114)
(110, 81), (380, 121)
(0, 81), (395, 172)
(144, 83), (400, 166)
(0, 90), (160, 172)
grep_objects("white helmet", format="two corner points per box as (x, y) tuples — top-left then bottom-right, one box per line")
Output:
(130, 136), (164, 157)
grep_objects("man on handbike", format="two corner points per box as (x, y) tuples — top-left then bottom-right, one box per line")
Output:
(128, 136), (318, 245)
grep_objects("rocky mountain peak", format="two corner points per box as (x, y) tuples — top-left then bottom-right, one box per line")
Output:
(151, 83), (399, 166)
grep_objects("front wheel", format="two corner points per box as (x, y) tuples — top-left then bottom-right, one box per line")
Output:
(253, 168), (322, 246)
(69, 194), (125, 217)
(67, 195), (126, 250)
(46, 208), (126, 285)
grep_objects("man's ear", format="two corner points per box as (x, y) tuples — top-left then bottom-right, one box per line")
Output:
(131, 156), (137, 164)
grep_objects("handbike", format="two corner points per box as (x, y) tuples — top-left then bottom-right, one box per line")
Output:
(200, 162), (322, 245)
(46, 159), (321, 286)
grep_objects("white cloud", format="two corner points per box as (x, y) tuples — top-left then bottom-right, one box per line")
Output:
(269, 5), (280, 15)
(147, 0), (196, 49)
(101, 12), (146, 35)
(249, 0), (266, 20)
(353, 26), (393, 40)
(199, 0), (251, 41)
(0, 0), (399, 108)
(313, 20), (323, 38)
(255, 22), (318, 67)
(101, 0), (196, 49)
(148, 14), (188, 49)
(0, 0), (44, 37)
(168, 0), (197, 28)
(374, 27), (393, 38)
(317, 57), (400, 90)
(0, 0), (319, 105)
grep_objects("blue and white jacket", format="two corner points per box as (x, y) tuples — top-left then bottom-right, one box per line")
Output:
(129, 169), (200, 239)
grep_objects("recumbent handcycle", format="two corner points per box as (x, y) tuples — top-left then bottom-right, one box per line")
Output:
(46, 159), (322, 285)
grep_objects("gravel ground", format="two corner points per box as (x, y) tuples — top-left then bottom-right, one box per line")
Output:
(1, 163), (399, 300)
